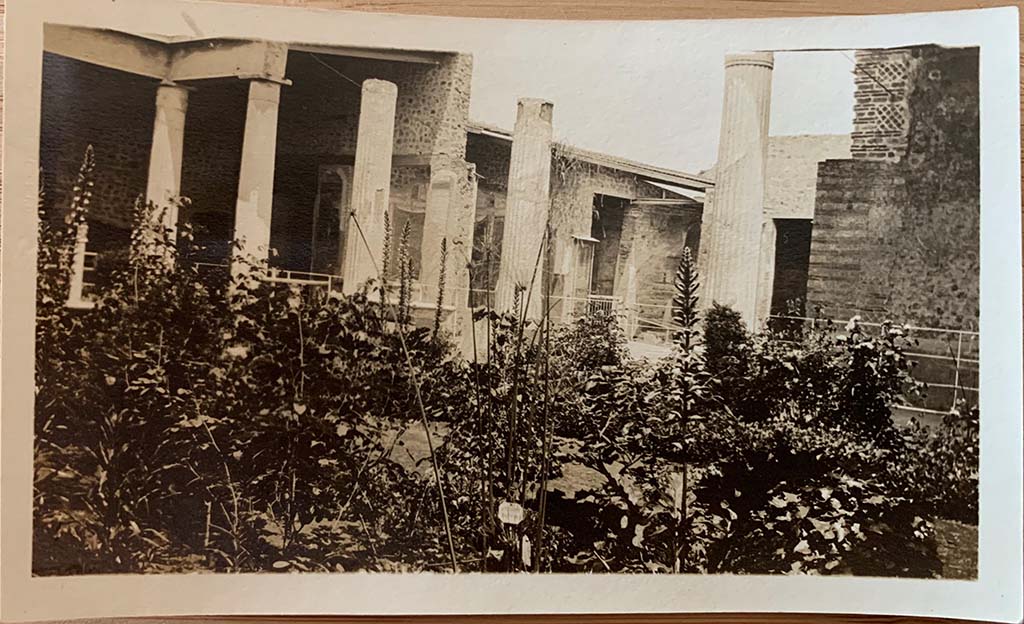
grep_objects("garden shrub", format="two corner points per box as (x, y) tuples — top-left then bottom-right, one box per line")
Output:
(693, 410), (939, 576)
(702, 304), (793, 422)
(704, 303), (751, 378)
(34, 149), (458, 572)
(556, 249), (743, 573)
(33, 146), (974, 577)
(902, 401), (980, 523)
(549, 310), (628, 437)
(432, 307), (574, 572)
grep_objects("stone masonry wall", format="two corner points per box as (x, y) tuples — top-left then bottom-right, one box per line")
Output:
(620, 204), (702, 334)
(277, 51), (470, 159)
(765, 134), (851, 220)
(270, 51), (471, 275)
(39, 53), (157, 232)
(807, 46), (979, 330)
(180, 78), (248, 251)
(466, 131), (698, 322)
(850, 49), (913, 161)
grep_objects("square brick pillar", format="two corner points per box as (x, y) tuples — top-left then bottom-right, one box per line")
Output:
(342, 79), (398, 294)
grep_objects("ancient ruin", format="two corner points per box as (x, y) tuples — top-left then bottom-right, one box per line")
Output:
(39, 26), (978, 370)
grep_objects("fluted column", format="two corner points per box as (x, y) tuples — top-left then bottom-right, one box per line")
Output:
(420, 167), (457, 306)
(421, 161), (478, 309)
(698, 52), (773, 329)
(231, 78), (282, 277)
(145, 81), (189, 254)
(342, 79), (397, 294)
(495, 98), (553, 320)
(755, 218), (777, 325)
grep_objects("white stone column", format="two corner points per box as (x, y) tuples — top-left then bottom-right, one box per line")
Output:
(455, 168), (479, 309)
(232, 78), (282, 276)
(422, 161), (479, 309)
(698, 52), (773, 329)
(495, 98), (553, 320)
(145, 81), (189, 253)
(755, 218), (777, 327)
(420, 168), (458, 305)
(342, 79), (398, 295)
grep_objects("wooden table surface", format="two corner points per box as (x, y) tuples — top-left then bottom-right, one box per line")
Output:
(0, 0), (1020, 623)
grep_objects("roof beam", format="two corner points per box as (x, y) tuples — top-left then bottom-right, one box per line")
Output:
(290, 43), (442, 66)
(43, 25), (171, 79)
(632, 197), (702, 207)
(43, 26), (290, 84)
(467, 123), (713, 191)
(169, 40), (289, 83)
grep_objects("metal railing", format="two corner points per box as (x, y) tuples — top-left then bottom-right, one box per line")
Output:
(192, 262), (344, 291)
(82, 251), (98, 285)
(586, 302), (979, 415)
(767, 314), (978, 414)
(466, 290), (623, 321)
(584, 294), (619, 315)
(73, 257), (977, 414)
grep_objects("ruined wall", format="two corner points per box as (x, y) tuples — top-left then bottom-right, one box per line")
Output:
(807, 46), (979, 330)
(270, 51), (470, 274)
(465, 131), (699, 321)
(269, 159), (432, 274)
(276, 51), (470, 159)
(765, 134), (851, 220)
(620, 204), (702, 335)
(850, 49), (913, 162)
(807, 160), (907, 320)
(387, 165), (431, 280)
(466, 130), (511, 192)
(39, 53), (157, 231)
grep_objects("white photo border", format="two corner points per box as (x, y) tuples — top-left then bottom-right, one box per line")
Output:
(2, 1), (1021, 621)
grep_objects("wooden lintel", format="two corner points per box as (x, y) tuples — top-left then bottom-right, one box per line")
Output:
(168, 40), (289, 82)
(290, 43), (443, 66)
(43, 24), (171, 79)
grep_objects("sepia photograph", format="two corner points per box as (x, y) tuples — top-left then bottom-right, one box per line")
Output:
(2, 0), (1022, 621)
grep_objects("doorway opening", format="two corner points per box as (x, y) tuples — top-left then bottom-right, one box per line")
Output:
(770, 218), (813, 318)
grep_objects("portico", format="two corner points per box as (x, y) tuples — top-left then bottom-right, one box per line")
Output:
(40, 24), (477, 321)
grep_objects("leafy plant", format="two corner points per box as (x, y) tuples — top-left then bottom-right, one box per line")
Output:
(902, 401), (980, 523)
(33, 147), (973, 579)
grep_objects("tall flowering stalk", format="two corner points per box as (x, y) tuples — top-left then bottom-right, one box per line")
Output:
(432, 237), (448, 339)
(64, 145), (96, 307)
(669, 246), (711, 573)
(398, 220), (412, 325)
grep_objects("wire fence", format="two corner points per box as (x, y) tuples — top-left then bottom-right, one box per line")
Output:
(81, 256), (978, 415)
(766, 315), (978, 415)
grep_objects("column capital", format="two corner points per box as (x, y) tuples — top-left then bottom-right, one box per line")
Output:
(516, 98), (554, 122)
(724, 52), (775, 70)
(155, 80), (191, 112)
(362, 78), (398, 96)
(157, 79), (194, 91)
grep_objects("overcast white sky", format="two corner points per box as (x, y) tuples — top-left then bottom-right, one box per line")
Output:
(116, 2), (994, 178)
(463, 46), (856, 174)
